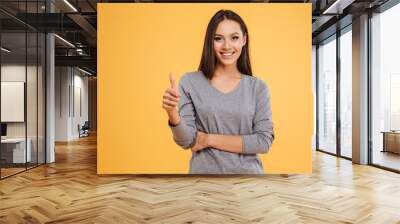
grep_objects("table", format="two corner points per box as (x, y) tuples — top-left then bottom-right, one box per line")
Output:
(1, 138), (32, 163)
(381, 131), (400, 154)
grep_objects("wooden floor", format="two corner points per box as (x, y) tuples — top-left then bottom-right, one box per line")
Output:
(1, 135), (400, 224)
(1, 163), (46, 178)
(0, 167), (26, 178)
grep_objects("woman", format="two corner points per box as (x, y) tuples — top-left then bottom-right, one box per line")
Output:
(162, 9), (274, 174)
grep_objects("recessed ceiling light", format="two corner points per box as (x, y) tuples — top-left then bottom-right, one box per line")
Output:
(77, 67), (93, 76)
(322, 0), (355, 15)
(63, 0), (78, 12)
(54, 34), (75, 48)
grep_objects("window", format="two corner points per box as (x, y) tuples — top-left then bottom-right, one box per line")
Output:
(371, 2), (400, 171)
(340, 27), (352, 158)
(318, 35), (337, 154)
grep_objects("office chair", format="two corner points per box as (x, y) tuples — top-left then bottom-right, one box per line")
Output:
(79, 121), (90, 138)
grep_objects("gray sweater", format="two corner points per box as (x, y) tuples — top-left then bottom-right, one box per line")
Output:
(168, 71), (274, 174)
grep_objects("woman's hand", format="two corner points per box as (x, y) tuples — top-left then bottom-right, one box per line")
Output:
(191, 131), (210, 153)
(163, 73), (181, 125)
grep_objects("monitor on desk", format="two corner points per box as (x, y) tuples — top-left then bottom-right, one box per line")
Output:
(1, 123), (7, 138)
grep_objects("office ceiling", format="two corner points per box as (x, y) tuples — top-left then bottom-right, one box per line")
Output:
(0, 0), (393, 75)
(0, 1), (97, 74)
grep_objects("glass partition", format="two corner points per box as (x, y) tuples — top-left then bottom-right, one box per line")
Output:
(0, 1), (46, 179)
(38, 32), (45, 165)
(317, 35), (337, 154)
(27, 30), (38, 169)
(1, 30), (28, 177)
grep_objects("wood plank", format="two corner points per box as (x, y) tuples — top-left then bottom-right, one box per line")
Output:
(0, 134), (399, 223)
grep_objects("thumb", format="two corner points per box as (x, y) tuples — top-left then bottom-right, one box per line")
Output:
(169, 73), (177, 90)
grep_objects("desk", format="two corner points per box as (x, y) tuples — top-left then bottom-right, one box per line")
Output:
(381, 131), (400, 154)
(1, 138), (31, 163)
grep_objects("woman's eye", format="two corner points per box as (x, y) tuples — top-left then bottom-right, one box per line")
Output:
(232, 36), (239, 40)
(214, 37), (222, 41)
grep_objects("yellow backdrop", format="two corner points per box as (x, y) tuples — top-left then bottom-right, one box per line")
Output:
(98, 3), (312, 174)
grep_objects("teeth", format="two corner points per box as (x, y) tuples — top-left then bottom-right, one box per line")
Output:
(222, 52), (233, 56)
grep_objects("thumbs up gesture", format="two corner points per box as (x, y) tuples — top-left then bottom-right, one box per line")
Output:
(162, 73), (181, 113)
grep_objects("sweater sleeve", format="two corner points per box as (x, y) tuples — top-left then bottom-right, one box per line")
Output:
(168, 75), (197, 149)
(242, 80), (275, 154)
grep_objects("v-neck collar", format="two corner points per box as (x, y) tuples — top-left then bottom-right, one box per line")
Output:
(200, 71), (243, 96)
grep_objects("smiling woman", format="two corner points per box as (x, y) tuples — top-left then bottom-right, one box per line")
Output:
(162, 9), (275, 174)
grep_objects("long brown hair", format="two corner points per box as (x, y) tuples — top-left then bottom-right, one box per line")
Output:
(198, 9), (252, 79)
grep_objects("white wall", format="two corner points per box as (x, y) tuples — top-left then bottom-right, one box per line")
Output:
(55, 66), (70, 141)
(55, 67), (89, 141)
(1, 63), (46, 164)
(1, 65), (38, 138)
(72, 73), (89, 138)
(1, 65), (26, 133)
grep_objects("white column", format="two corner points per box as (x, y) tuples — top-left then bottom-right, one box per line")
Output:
(46, 1), (55, 163)
(352, 14), (369, 164)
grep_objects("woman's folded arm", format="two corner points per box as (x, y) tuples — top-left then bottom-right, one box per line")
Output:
(209, 80), (274, 154)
